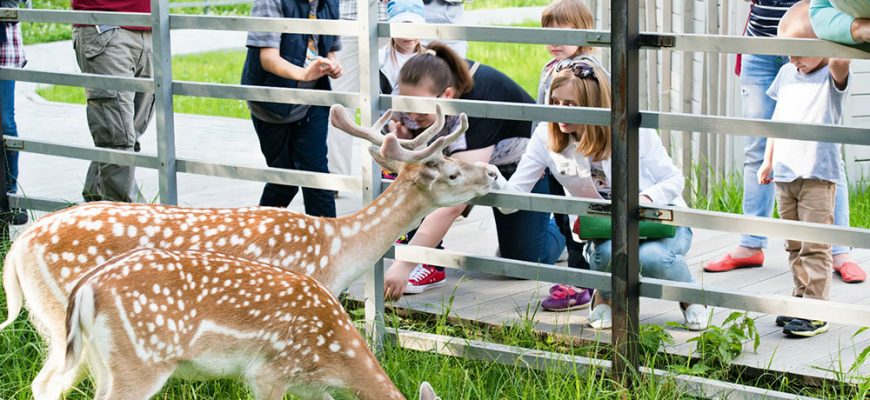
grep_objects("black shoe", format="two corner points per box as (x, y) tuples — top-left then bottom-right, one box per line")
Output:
(783, 318), (828, 338)
(1, 208), (28, 225)
(775, 315), (795, 327)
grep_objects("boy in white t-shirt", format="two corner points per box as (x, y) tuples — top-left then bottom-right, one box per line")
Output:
(757, 0), (851, 338)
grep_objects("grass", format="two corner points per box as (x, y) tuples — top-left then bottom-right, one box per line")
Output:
(36, 20), (550, 119)
(20, 0), (547, 45)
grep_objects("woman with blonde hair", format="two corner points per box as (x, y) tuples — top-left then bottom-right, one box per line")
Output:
(495, 60), (708, 331)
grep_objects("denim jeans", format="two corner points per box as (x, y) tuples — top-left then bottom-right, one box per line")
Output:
(252, 106), (336, 218)
(493, 165), (565, 265)
(584, 227), (694, 299)
(739, 54), (850, 255)
(0, 80), (19, 194)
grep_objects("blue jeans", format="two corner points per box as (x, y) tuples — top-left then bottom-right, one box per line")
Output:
(739, 54), (850, 255)
(494, 167), (565, 265)
(584, 227), (694, 299)
(252, 106), (336, 217)
(0, 80), (19, 194)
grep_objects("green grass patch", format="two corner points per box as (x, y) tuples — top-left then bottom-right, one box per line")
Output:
(466, 0), (551, 10)
(37, 20), (550, 117)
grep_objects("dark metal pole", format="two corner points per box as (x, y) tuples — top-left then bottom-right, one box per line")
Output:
(0, 91), (10, 241)
(610, 0), (641, 386)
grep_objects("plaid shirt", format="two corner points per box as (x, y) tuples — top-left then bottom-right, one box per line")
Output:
(338, 0), (387, 21)
(0, 23), (26, 69)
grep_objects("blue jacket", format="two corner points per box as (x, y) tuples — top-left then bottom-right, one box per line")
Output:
(241, 0), (339, 118)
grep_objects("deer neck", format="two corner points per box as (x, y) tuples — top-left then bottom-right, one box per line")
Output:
(329, 175), (434, 290)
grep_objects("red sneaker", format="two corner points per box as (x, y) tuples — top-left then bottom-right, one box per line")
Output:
(405, 264), (446, 294)
(703, 252), (764, 273)
(834, 262), (866, 283)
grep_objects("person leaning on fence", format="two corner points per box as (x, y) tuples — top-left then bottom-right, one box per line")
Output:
(703, 0), (865, 284)
(534, 0), (606, 313)
(241, 0), (343, 217)
(756, 1), (851, 338)
(0, 0), (28, 225)
(494, 61), (709, 332)
(382, 42), (566, 300)
(72, 0), (155, 203)
(809, 0), (870, 44)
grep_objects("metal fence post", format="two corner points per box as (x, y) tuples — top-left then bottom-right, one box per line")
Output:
(610, 0), (641, 386)
(0, 106), (9, 241)
(151, 0), (179, 205)
(359, 0), (385, 352)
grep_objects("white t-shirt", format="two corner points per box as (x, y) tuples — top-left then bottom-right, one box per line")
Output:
(379, 46), (416, 94)
(767, 63), (848, 183)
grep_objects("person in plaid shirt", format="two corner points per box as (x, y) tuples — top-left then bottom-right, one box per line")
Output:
(0, 0), (28, 225)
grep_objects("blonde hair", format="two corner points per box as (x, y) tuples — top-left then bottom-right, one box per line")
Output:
(547, 66), (611, 161)
(541, 0), (595, 57)
(389, 38), (424, 62)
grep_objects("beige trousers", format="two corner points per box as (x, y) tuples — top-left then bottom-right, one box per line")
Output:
(775, 179), (836, 300)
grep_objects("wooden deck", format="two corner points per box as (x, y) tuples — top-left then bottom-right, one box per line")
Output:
(9, 98), (870, 384)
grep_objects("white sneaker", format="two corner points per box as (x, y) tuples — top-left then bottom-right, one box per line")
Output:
(588, 304), (612, 330)
(682, 304), (709, 331)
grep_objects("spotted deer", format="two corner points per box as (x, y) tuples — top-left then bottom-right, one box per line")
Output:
(1, 104), (496, 399)
(64, 248), (439, 400)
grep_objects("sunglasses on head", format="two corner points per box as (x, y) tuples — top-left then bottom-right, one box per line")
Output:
(554, 60), (596, 79)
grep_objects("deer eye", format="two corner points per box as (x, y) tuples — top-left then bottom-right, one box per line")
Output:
(448, 172), (460, 180)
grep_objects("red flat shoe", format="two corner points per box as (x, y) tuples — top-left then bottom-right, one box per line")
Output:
(834, 262), (866, 283)
(704, 252), (764, 273)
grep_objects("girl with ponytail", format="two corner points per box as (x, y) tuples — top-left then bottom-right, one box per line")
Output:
(383, 42), (566, 300)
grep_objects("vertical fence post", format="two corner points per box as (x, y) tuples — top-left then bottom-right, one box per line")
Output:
(359, 0), (385, 352)
(0, 106), (9, 242)
(610, 0), (641, 386)
(150, 0), (178, 205)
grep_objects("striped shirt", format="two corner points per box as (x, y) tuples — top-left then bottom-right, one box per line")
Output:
(747, 0), (799, 37)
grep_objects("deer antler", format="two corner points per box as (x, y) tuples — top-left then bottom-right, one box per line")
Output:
(329, 104), (446, 150)
(380, 113), (468, 163)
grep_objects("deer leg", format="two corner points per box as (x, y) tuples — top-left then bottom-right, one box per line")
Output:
(93, 369), (171, 400)
(246, 371), (288, 400)
(32, 328), (83, 400)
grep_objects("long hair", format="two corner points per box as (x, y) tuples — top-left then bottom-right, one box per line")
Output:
(547, 66), (612, 161)
(398, 41), (474, 96)
(541, 0), (595, 57)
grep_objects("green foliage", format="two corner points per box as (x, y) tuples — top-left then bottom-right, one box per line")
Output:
(466, 0), (551, 10)
(670, 311), (760, 376)
(638, 323), (674, 359)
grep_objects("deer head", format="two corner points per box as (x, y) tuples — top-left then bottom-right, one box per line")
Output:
(64, 248), (440, 400)
(329, 104), (498, 208)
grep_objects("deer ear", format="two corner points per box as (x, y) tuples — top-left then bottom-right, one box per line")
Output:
(368, 145), (404, 173)
(419, 382), (439, 400)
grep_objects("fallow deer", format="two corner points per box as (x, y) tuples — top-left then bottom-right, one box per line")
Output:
(1, 104), (496, 399)
(64, 248), (439, 400)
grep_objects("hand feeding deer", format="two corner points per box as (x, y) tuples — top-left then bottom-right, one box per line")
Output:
(1, 104), (497, 399)
(64, 248), (438, 400)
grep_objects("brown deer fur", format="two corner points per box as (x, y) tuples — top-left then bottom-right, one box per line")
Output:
(64, 248), (437, 400)
(0, 105), (494, 399)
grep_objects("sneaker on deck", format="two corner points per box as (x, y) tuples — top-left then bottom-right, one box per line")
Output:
(405, 264), (446, 294)
(541, 284), (592, 311)
(783, 318), (828, 338)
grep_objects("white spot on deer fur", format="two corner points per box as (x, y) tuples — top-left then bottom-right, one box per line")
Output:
(346, 349), (356, 358)
(319, 256), (328, 268)
(112, 223), (124, 237)
(132, 301), (142, 314)
(242, 228), (252, 237)
(60, 267), (71, 278)
(163, 227), (174, 238)
(153, 284), (161, 294)
(366, 206), (377, 216)
(50, 235), (59, 244)
(149, 303), (158, 312)
(96, 234), (105, 243)
(230, 235), (244, 246)
(127, 226), (138, 238)
(87, 246), (97, 256)
(155, 315), (164, 327)
(62, 252), (75, 261)
(329, 342), (341, 352)
(76, 254), (87, 264)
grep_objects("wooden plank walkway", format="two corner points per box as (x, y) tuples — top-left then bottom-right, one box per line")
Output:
(8, 97), (870, 383)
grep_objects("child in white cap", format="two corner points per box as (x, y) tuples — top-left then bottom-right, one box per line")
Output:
(379, 0), (426, 94)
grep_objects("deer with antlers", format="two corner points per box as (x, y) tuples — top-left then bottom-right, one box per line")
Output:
(1, 104), (496, 399)
(64, 248), (439, 400)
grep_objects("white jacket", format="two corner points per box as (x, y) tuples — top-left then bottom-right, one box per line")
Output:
(495, 124), (687, 209)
